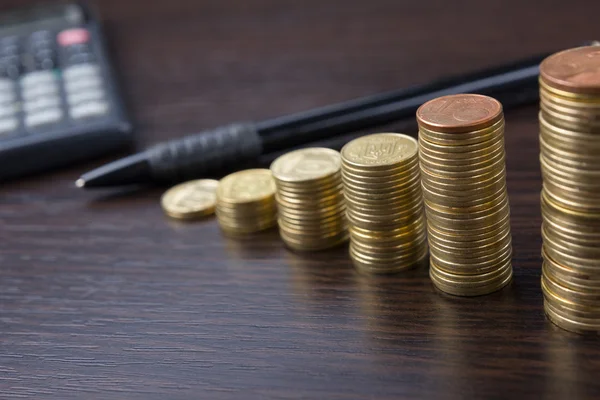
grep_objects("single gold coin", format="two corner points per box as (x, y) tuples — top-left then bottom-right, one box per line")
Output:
(161, 179), (220, 220)
(340, 133), (418, 170)
(217, 169), (276, 205)
(270, 147), (341, 184)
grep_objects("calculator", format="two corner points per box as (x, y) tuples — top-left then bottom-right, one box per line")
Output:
(0, 1), (132, 181)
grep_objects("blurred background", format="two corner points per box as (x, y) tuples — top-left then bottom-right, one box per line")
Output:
(2, 0), (597, 156)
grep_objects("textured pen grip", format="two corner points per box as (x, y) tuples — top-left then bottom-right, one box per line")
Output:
(147, 123), (262, 183)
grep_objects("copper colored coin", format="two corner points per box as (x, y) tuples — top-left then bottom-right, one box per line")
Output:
(540, 46), (600, 95)
(416, 94), (503, 133)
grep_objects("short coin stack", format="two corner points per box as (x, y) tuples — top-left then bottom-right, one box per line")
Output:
(161, 179), (220, 220)
(270, 148), (348, 251)
(538, 46), (600, 334)
(417, 94), (513, 296)
(215, 169), (278, 236)
(340, 133), (428, 274)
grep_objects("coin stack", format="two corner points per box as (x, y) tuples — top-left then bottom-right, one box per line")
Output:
(340, 133), (428, 274)
(538, 46), (600, 334)
(417, 94), (513, 296)
(215, 169), (278, 236)
(270, 148), (348, 251)
(161, 179), (220, 220)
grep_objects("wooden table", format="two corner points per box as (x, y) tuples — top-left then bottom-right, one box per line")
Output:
(2, 1), (600, 398)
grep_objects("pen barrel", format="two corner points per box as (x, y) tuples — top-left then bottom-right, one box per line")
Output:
(147, 122), (262, 183)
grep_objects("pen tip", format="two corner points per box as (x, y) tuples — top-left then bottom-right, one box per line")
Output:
(75, 178), (86, 188)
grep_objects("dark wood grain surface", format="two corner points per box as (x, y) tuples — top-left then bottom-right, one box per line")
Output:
(2, 1), (600, 398)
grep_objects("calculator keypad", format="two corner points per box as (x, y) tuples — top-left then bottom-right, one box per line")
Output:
(59, 28), (109, 121)
(0, 76), (16, 135)
(0, 2), (132, 182)
(0, 25), (111, 135)
(21, 70), (63, 128)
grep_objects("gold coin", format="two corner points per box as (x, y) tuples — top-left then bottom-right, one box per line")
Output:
(430, 260), (512, 297)
(419, 153), (505, 178)
(419, 138), (505, 165)
(217, 169), (276, 205)
(218, 217), (277, 234)
(419, 150), (505, 175)
(543, 263), (600, 293)
(274, 174), (342, 193)
(351, 235), (427, 257)
(541, 246), (600, 281)
(340, 133), (418, 171)
(342, 167), (419, 188)
(341, 155), (420, 177)
(418, 119), (505, 145)
(431, 258), (512, 283)
(350, 248), (428, 273)
(216, 203), (277, 218)
(161, 179), (220, 220)
(544, 300), (600, 335)
(542, 283), (600, 319)
(425, 195), (508, 220)
(270, 147), (341, 184)
(343, 178), (422, 203)
(430, 243), (512, 274)
(280, 229), (349, 251)
(275, 189), (345, 208)
(419, 132), (504, 158)
(350, 242), (428, 264)
(542, 273), (600, 306)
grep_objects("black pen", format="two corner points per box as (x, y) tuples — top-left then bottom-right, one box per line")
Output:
(76, 52), (549, 189)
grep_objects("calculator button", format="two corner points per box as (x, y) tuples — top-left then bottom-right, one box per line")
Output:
(31, 30), (53, 42)
(63, 63), (100, 80)
(1, 36), (19, 47)
(0, 104), (16, 118)
(25, 107), (63, 128)
(3, 43), (19, 57)
(21, 71), (59, 100)
(23, 96), (61, 113)
(0, 90), (15, 104)
(0, 55), (21, 78)
(22, 83), (59, 100)
(70, 101), (109, 119)
(65, 75), (103, 94)
(21, 70), (54, 86)
(67, 88), (105, 105)
(0, 78), (15, 97)
(57, 28), (90, 47)
(68, 52), (96, 65)
(0, 117), (18, 134)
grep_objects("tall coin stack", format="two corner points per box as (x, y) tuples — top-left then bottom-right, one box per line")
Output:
(216, 169), (278, 236)
(270, 148), (348, 251)
(538, 46), (600, 334)
(340, 133), (428, 274)
(417, 94), (513, 296)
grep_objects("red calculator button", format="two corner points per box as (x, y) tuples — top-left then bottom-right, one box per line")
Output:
(57, 28), (90, 47)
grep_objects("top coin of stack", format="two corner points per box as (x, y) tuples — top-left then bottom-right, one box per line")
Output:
(215, 169), (278, 236)
(161, 179), (220, 220)
(417, 94), (513, 296)
(538, 45), (600, 334)
(270, 148), (348, 251)
(340, 133), (428, 274)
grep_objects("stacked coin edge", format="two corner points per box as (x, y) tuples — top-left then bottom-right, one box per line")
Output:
(417, 95), (514, 296)
(271, 148), (349, 251)
(215, 169), (278, 237)
(539, 46), (600, 334)
(341, 133), (428, 274)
